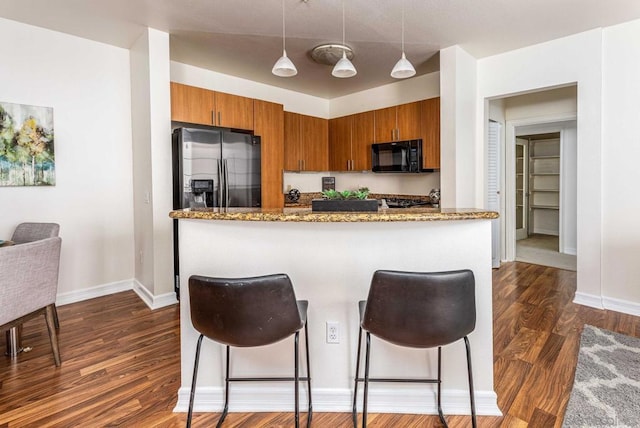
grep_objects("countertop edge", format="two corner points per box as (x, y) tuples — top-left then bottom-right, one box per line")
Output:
(169, 208), (499, 222)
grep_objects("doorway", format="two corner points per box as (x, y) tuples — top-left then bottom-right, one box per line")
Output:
(509, 123), (577, 271)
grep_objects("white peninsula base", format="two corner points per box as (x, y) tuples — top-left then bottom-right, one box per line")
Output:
(173, 217), (501, 417)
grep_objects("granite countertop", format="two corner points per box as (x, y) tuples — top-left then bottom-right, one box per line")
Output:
(169, 207), (499, 222)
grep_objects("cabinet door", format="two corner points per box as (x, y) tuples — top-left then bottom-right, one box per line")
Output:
(214, 92), (254, 130)
(301, 115), (328, 171)
(254, 100), (284, 208)
(374, 106), (396, 142)
(396, 101), (422, 141)
(284, 112), (302, 171)
(351, 111), (375, 171)
(329, 115), (352, 171)
(170, 82), (215, 125)
(420, 97), (440, 169)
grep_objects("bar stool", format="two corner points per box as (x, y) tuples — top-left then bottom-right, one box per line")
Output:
(187, 274), (312, 428)
(352, 269), (477, 428)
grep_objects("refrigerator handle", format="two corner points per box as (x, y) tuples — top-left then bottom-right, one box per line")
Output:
(217, 159), (223, 208)
(224, 159), (230, 209)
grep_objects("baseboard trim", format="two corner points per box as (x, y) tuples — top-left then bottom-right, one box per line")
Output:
(173, 385), (502, 416)
(574, 292), (640, 316)
(56, 279), (177, 311)
(573, 292), (604, 309)
(601, 296), (640, 317)
(133, 280), (179, 310)
(56, 279), (134, 306)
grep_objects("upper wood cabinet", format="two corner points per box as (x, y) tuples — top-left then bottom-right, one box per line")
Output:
(170, 82), (254, 131)
(254, 99), (284, 208)
(329, 111), (374, 171)
(284, 112), (328, 171)
(374, 101), (421, 142)
(329, 115), (351, 171)
(420, 97), (440, 169)
(170, 82), (215, 126)
(351, 111), (375, 171)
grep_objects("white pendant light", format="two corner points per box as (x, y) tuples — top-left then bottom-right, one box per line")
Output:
(272, 0), (297, 77)
(332, 0), (357, 78)
(391, 0), (416, 79)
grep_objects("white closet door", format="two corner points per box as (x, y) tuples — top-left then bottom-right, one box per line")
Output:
(488, 120), (501, 268)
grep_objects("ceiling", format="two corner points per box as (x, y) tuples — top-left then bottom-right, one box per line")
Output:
(2, 0), (640, 99)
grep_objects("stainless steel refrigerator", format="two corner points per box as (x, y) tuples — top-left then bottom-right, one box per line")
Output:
(171, 126), (261, 297)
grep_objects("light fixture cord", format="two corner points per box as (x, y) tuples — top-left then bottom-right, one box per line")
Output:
(282, 0), (286, 52)
(342, 0), (346, 46)
(401, 0), (405, 52)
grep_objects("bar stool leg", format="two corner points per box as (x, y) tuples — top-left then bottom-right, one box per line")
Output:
(294, 331), (300, 428)
(362, 332), (372, 428)
(464, 336), (477, 428)
(187, 334), (204, 428)
(436, 346), (447, 427)
(304, 322), (313, 427)
(352, 326), (363, 427)
(216, 346), (230, 428)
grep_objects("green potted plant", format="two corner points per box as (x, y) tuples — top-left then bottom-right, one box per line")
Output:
(312, 187), (378, 212)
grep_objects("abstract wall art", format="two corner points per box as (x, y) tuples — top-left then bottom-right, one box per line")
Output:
(0, 101), (55, 186)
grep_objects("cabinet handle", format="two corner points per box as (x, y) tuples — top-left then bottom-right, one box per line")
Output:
(211, 111), (215, 125)
(302, 159), (305, 171)
(218, 112), (221, 126)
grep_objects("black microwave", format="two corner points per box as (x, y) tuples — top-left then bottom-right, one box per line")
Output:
(371, 139), (422, 173)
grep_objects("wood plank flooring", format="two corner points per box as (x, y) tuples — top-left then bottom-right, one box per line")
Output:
(2, 262), (639, 427)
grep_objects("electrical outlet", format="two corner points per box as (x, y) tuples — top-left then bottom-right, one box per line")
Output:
(326, 321), (340, 344)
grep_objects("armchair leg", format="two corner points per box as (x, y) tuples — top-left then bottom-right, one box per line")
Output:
(44, 305), (61, 367)
(52, 304), (60, 330)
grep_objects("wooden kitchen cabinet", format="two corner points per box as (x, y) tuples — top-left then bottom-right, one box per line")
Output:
(420, 97), (441, 169)
(284, 112), (328, 171)
(254, 99), (284, 208)
(374, 101), (421, 142)
(170, 82), (254, 131)
(329, 111), (374, 171)
(351, 111), (375, 170)
(329, 115), (351, 171)
(170, 82), (215, 126)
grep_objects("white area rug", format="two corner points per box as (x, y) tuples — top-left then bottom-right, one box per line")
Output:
(562, 325), (640, 427)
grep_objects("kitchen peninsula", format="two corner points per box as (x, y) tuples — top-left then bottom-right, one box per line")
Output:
(171, 207), (501, 417)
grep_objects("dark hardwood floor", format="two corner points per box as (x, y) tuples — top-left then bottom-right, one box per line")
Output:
(2, 262), (639, 427)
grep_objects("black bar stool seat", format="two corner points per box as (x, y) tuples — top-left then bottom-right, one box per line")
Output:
(187, 273), (312, 428)
(352, 269), (477, 428)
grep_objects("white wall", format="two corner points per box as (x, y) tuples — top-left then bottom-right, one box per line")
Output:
(130, 28), (176, 306)
(0, 17), (135, 300)
(601, 19), (640, 308)
(505, 86), (577, 121)
(440, 46), (478, 209)
(477, 29), (604, 300)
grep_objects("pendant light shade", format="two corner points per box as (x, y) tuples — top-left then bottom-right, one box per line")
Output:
(273, 50), (297, 77)
(391, 0), (415, 79)
(332, 51), (357, 78)
(391, 52), (416, 79)
(273, 0), (297, 77)
(332, 0), (356, 78)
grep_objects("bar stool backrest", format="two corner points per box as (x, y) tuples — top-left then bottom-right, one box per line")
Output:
(362, 269), (476, 348)
(189, 274), (304, 348)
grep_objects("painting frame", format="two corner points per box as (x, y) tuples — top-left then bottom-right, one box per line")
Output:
(0, 101), (55, 187)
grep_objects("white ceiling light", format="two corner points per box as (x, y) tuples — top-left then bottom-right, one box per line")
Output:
(332, 0), (356, 78)
(272, 0), (297, 77)
(391, 0), (416, 79)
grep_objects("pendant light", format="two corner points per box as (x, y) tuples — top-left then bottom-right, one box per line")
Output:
(272, 0), (297, 77)
(391, 0), (416, 79)
(332, 0), (357, 78)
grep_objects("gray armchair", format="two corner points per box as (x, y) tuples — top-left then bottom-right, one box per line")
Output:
(0, 237), (62, 366)
(11, 222), (61, 328)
